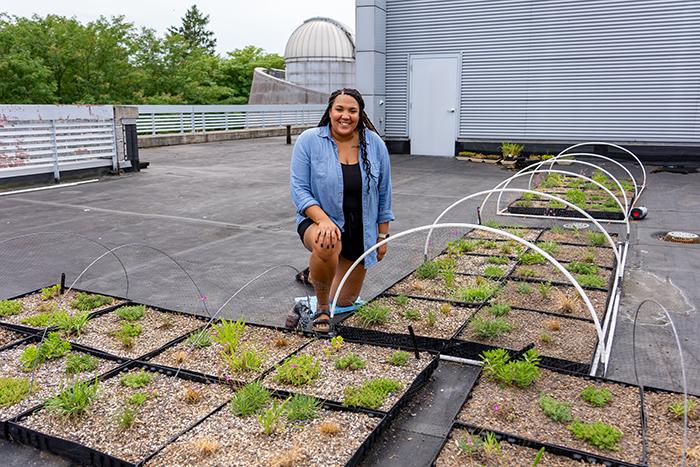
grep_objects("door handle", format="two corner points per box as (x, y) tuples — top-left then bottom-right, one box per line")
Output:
(448, 108), (455, 113)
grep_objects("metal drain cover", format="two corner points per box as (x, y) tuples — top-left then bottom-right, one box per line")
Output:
(663, 231), (699, 243)
(563, 222), (590, 231)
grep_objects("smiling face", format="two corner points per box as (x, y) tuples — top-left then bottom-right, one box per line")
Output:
(328, 93), (360, 139)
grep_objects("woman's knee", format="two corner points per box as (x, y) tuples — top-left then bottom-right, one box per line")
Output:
(311, 239), (342, 262)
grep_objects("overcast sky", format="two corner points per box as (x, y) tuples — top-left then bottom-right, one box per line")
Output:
(2, 0), (356, 56)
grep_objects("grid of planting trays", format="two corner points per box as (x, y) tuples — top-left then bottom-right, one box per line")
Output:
(505, 171), (638, 221)
(338, 222), (619, 374)
(1, 285), (438, 466)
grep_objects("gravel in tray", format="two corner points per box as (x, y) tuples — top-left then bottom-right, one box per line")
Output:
(150, 325), (311, 382)
(511, 263), (612, 289)
(1, 290), (124, 329)
(0, 327), (26, 347)
(435, 427), (586, 466)
(434, 253), (517, 277)
(463, 227), (542, 242)
(493, 281), (607, 321)
(19, 369), (232, 463)
(539, 229), (618, 247)
(263, 340), (431, 412)
(147, 400), (380, 467)
(68, 306), (203, 359)
(0, 343), (119, 421)
(644, 391), (700, 466)
(458, 369), (643, 464)
(342, 296), (475, 339)
(464, 239), (527, 258)
(389, 275), (500, 304)
(550, 244), (616, 268)
(457, 308), (597, 364)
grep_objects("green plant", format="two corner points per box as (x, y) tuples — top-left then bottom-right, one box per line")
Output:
(44, 378), (99, 417)
(565, 189), (587, 208)
(516, 283), (534, 295)
(470, 317), (513, 339)
(538, 282), (553, 298)
(187, 329), (213, 348)
(416, 260), (441, 279)
(551, 225), (565, 234)
(401, 308), (421, 321)
(330, 335), (344, 352)
(356, 303), (390, 327)
(274, 355), (320, 386)
(583, 249), (597, 264)
(0, 377), (32, 407)
(499, 243), (514, 255)
(426, 309), (437, 327)
(532, 447), (546, 466)
(482, 431), (502, 457)
(547, 200), (566, 209)
(579, 386), (613, 407)
(258, 398), (287, 435)
(539, 332), (553, 344)
(41, 284), (61, 301)
(457, 432), (482, 455)
(506, 227), (526, 238)
(483, 266), (505, 279)
(284, 394), (322, 421)
(120, 370), (152, 388)
(576, 274), (606, 288)
(518, 267), (536, 278)
(20, 309), (69, 327)
(0, 299), (23, 317)
(65, 353), (98, 375)
(19, 345), (41, 371)
(127, 392), (149, 406)
(541, 173), (563, 188)
(113, 322), (142, 348)
(536, 241), (559, 255)
(481, 348), (541, 388)
(566, 262), (598, 275)
(454, 282), (499, 303)
(668, 398), (698, 419)
(482, 240), (498, 250)
(117, 407), (137, 430)
(343, 378), (402, 409)
(440, 265), (456, 288)
(439, 303), (452, 314)
(447, 238), (479, 254)
(22, 332), (72, 371)
(539, 394), (572, 423)
(518, 251), (546, 265)
(230, 381), (271, 416)
(387, 350), (410, 367)
(222, 347), (264, 373)
(487, 255), (510, 265)
(71, 292), (113, 311)
(501, 142), (524, 159)
(488, 303), (511, 317)
(567, 419), (623, 451)
(55, 311), (90, 336)
(334, 353), (366, 371)
(393, 295), (409, 306)
(212, 318), (246, 352)
(484, 220), (501, 229)
(587, 232), (607, 247)
(115, 305), (146, 321)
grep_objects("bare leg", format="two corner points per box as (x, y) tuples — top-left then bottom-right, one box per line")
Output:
(329, 256), (367, 309)
(302, 223), (342, 313)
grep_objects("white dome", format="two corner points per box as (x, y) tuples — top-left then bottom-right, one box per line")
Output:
(284, 17), (355, 62)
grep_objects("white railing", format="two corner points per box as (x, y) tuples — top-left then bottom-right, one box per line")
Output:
(0, 105), (118, 181)
(136, 104), (326, 136)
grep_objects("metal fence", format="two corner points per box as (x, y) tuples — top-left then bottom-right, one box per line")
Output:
(0, 105), (118, 181)
(136, 104), (326, 136)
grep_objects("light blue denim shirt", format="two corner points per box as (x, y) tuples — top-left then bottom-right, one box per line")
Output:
(290, 124), (395, 268)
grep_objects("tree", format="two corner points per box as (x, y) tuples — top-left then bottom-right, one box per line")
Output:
(221, 46), (284, 101)
(167, 5), (216, 54)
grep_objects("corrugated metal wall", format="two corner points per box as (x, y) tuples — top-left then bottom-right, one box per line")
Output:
(385, 0), (700, 144)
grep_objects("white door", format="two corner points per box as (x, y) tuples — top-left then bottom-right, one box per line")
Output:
(409, 55), (459, 156)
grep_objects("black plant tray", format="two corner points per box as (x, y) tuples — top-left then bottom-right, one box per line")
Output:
(0, 326), (35, 352)
(507, 200), (625, 221)
(0, 285), (129, 335)
(443, 339), (592, 375)
(334, 323), (452, 354)
(508, 268), (614, 293)
(455, 365), (646, 466)
(137, 323), (316, 386)
(437, 421), (643, 467)
(7, 360), (229, 467)
(382, 290), (491, 309)
(1, 335), (130, 439)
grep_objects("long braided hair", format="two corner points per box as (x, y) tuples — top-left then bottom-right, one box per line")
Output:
(318, 88), (378, 192)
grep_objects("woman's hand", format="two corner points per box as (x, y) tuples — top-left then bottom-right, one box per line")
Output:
(315, 219), (341, 249)
(376, 241), (388, 261)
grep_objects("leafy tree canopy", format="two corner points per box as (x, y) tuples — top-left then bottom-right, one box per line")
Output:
(167, 5), (216, 54)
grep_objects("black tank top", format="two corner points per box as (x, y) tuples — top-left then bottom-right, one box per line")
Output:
(341, 163), (362, 216)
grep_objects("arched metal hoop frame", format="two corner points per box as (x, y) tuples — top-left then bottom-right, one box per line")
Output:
(330, 222), (608, 364)
(632, 299), (689, 467)
(558, 141), (647, 201)
(425, 188), (621, 265)
(528, 152), (639, 201)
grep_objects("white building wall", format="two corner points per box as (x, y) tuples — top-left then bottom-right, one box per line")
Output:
(382, 0), (700, 145)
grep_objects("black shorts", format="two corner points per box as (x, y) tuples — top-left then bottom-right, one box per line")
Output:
(297, 217), (365, 264)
